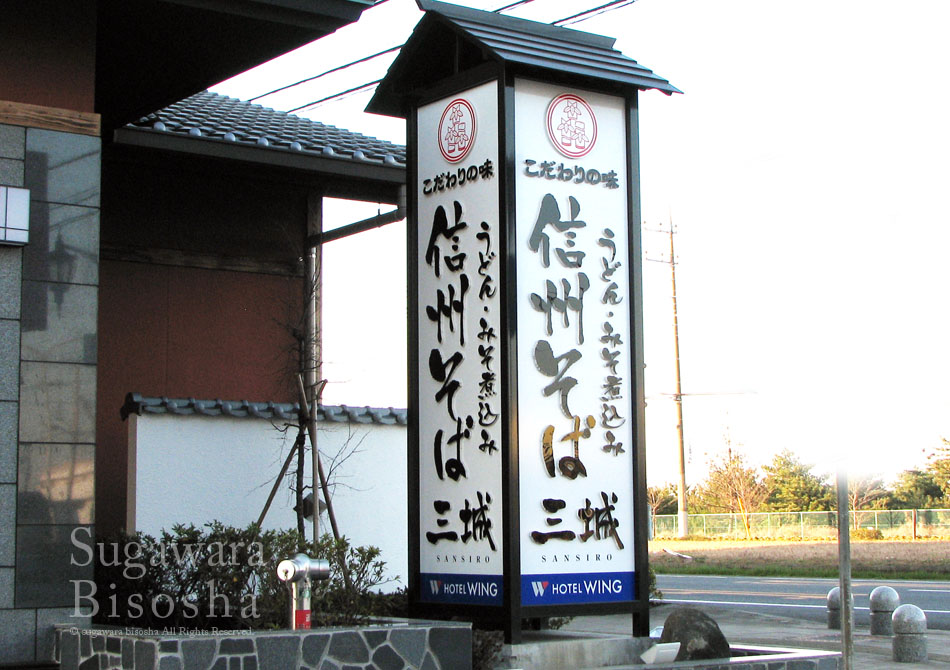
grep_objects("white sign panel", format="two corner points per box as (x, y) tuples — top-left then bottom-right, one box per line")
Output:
(415, 80), (504, 606)
(514, 79), (635, 606)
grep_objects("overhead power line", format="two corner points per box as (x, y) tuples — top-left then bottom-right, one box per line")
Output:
(492, 0), (536, 11)
(248, 46), (402, 103)
(286, 80), (383, 114)
(553, 0), (636, 26)
(249, 0), (541, 104)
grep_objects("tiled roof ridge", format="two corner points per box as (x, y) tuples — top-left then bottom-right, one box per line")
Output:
(121, 392), (408, 426)
(138, 90), (382, 142)
(126, 90), (406, 167)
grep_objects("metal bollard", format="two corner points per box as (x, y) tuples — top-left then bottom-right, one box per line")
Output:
(277, 553), (330, 630)
(892, 604), (927, 663)
(869, 586), (899, 636)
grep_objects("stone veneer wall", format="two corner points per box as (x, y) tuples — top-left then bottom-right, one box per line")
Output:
(55, 622), (472, 670)
(0, 123), (27, 660)
(0, 119), (99, 665)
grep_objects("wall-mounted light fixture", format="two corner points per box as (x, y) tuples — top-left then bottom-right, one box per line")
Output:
(0, 186), (30, 246)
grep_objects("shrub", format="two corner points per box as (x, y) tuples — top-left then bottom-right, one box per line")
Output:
(92, 522), (390, 629)
(472, 629), (504, 670)
(648, 565), (662, 600)
(851, 527), (883, 541)
(309, 534), (393, 626)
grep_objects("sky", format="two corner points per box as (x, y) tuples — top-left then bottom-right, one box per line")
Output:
(214, 0), (950, 487)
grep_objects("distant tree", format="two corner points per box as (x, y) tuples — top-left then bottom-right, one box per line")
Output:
(647, 484), (678, 517)
(685, 486), (709, 515)
(926, 438), (950, 501)
(762, 450), (834, 511)
(847, 475), (888, 511)
(694, 449), (771, 538)
(888, 469), (944, 509)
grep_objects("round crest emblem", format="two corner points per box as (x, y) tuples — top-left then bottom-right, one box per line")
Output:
(546, 94), (597, 158)
(438, 98), (477, 163)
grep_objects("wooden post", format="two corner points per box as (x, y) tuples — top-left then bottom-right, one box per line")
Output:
(257, 429), (306, 528)
(296, 376), (340, 541)
(295, 375), (353, 592)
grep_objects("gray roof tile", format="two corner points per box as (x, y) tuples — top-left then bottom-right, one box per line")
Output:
(121, 393), (407, 426)
(125, 90), (407, 168)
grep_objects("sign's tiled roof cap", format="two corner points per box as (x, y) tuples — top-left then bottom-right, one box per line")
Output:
(368, 0), (680, 116)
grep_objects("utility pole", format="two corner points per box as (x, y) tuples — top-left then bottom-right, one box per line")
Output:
(837, 470), (854, 670)
(647, 220), (752, 538)
(645, 219), (690, 538)
(668, 220), (689, 538)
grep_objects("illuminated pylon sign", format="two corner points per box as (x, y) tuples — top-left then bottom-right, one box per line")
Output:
(367, 0), (679, 644)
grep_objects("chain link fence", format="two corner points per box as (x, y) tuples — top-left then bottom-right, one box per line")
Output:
(651, 509), (950, 539)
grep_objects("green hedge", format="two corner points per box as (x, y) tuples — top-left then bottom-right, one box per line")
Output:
(91, 522), (396, 629)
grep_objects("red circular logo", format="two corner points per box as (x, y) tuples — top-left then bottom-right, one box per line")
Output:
(546, 94), (597, 158)
(438, 98), (477, 163)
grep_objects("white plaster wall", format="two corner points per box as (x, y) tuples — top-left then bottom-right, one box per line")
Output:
(130, 413), (408, 589)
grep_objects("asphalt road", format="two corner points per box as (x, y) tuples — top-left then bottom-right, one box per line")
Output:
(656, 574), (950, 631)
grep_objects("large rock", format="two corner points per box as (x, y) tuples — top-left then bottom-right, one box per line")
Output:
(659, 607), (731, 661)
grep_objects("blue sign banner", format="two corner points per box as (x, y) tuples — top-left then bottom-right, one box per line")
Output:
(521, 571), (634, 606)
(420, 573), (504, 606)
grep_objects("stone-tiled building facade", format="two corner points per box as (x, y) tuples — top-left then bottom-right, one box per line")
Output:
(0, 0), (400, 663)
(1, 118), (101, 664)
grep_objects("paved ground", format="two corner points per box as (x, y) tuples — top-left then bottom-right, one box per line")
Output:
(565, 602), (950, 668)
(656, 574), (950, 630)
